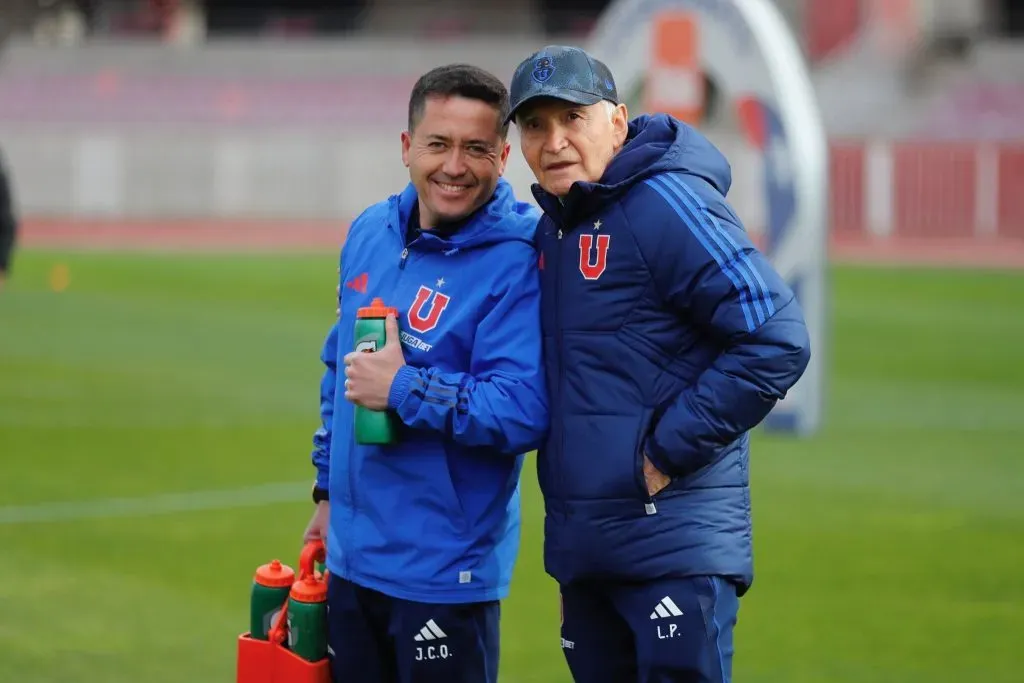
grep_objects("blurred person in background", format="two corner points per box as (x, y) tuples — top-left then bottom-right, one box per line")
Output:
(307, 64), (547, 683)
(0, 28), (16, 289)
(507, 46), (811, 683)
(204, 0), (368, 35)
(0, 149), (17, 289)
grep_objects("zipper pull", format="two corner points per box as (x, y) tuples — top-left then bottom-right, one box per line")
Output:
(399, 248), (409, 270)
(644, 502), (657, 516)
(557, 229), (563, 240)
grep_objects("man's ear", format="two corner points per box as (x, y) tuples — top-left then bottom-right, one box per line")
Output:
(498, 140), (511, 176)
(401, 130), (412, 168)
(612, 103), (629, 151)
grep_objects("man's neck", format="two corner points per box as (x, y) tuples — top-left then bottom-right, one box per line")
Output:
(409, 203), (463, 245)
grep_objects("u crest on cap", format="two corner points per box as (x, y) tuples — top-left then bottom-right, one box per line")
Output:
(532, 57), (555, 83)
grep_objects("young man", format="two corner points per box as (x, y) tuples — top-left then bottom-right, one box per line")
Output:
(507, 46), (811, 682)
(305, 64), (548, 683)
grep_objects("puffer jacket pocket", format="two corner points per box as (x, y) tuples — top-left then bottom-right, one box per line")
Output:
(632, 407), (655, 500)
(559, 411), (648, 501)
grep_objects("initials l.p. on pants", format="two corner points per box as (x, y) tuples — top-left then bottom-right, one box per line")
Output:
(560, 575), (739, 683)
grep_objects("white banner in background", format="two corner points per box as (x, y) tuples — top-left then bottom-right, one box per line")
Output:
(589, 0), (829, 435)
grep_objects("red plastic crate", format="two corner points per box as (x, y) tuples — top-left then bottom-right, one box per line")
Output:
(236, 631), (330, 683)
(238, 541), (331, 683)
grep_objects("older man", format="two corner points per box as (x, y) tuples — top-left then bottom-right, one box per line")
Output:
(507, 45), (811, 683)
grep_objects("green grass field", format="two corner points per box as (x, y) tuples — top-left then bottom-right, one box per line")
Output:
(1, 249), (1022, 683)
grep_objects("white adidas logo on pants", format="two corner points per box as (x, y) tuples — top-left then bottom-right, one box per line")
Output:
(649, 596), (684, 620)
(413, 619), (448, 642)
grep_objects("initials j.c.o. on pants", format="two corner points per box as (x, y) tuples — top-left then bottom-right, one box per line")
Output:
(326, 576), (500, 683)
(560, 576), (739, 683)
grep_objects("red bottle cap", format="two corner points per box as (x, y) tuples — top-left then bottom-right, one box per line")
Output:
(289, 574), (328, 603)
(253, 559), (295, 588)
(357, 297), (399, 319)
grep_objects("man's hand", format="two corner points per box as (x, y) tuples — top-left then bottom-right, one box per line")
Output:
(643, 453), (671, 496)
(303, 501), (330, 546)
(343, 314), (405, 411)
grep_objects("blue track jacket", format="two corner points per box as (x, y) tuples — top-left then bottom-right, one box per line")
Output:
(533, 114), (811, 595)
(313, 178), (548, 603)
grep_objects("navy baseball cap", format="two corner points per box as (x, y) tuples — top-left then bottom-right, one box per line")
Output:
(507, 45), (619, 124)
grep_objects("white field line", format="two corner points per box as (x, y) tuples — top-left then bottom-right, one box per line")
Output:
(0, 481), (310, 525)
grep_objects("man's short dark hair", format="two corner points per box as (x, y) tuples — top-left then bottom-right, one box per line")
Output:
(408, 64), (511, 138)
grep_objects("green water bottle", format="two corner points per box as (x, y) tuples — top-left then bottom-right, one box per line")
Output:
(287, 543), (329, 662)
(353, 297), (400, 445)
(249, 559), (294, 640)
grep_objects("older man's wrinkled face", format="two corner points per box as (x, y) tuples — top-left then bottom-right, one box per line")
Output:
(516, 98), (628, 197)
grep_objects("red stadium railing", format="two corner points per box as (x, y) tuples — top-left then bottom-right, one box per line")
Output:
(828, 140), (1024, 241)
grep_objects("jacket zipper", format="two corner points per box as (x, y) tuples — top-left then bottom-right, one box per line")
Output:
(555, 227), (567, 517)
(636, 406), (659, 516)
(562, 213), (657, 518)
